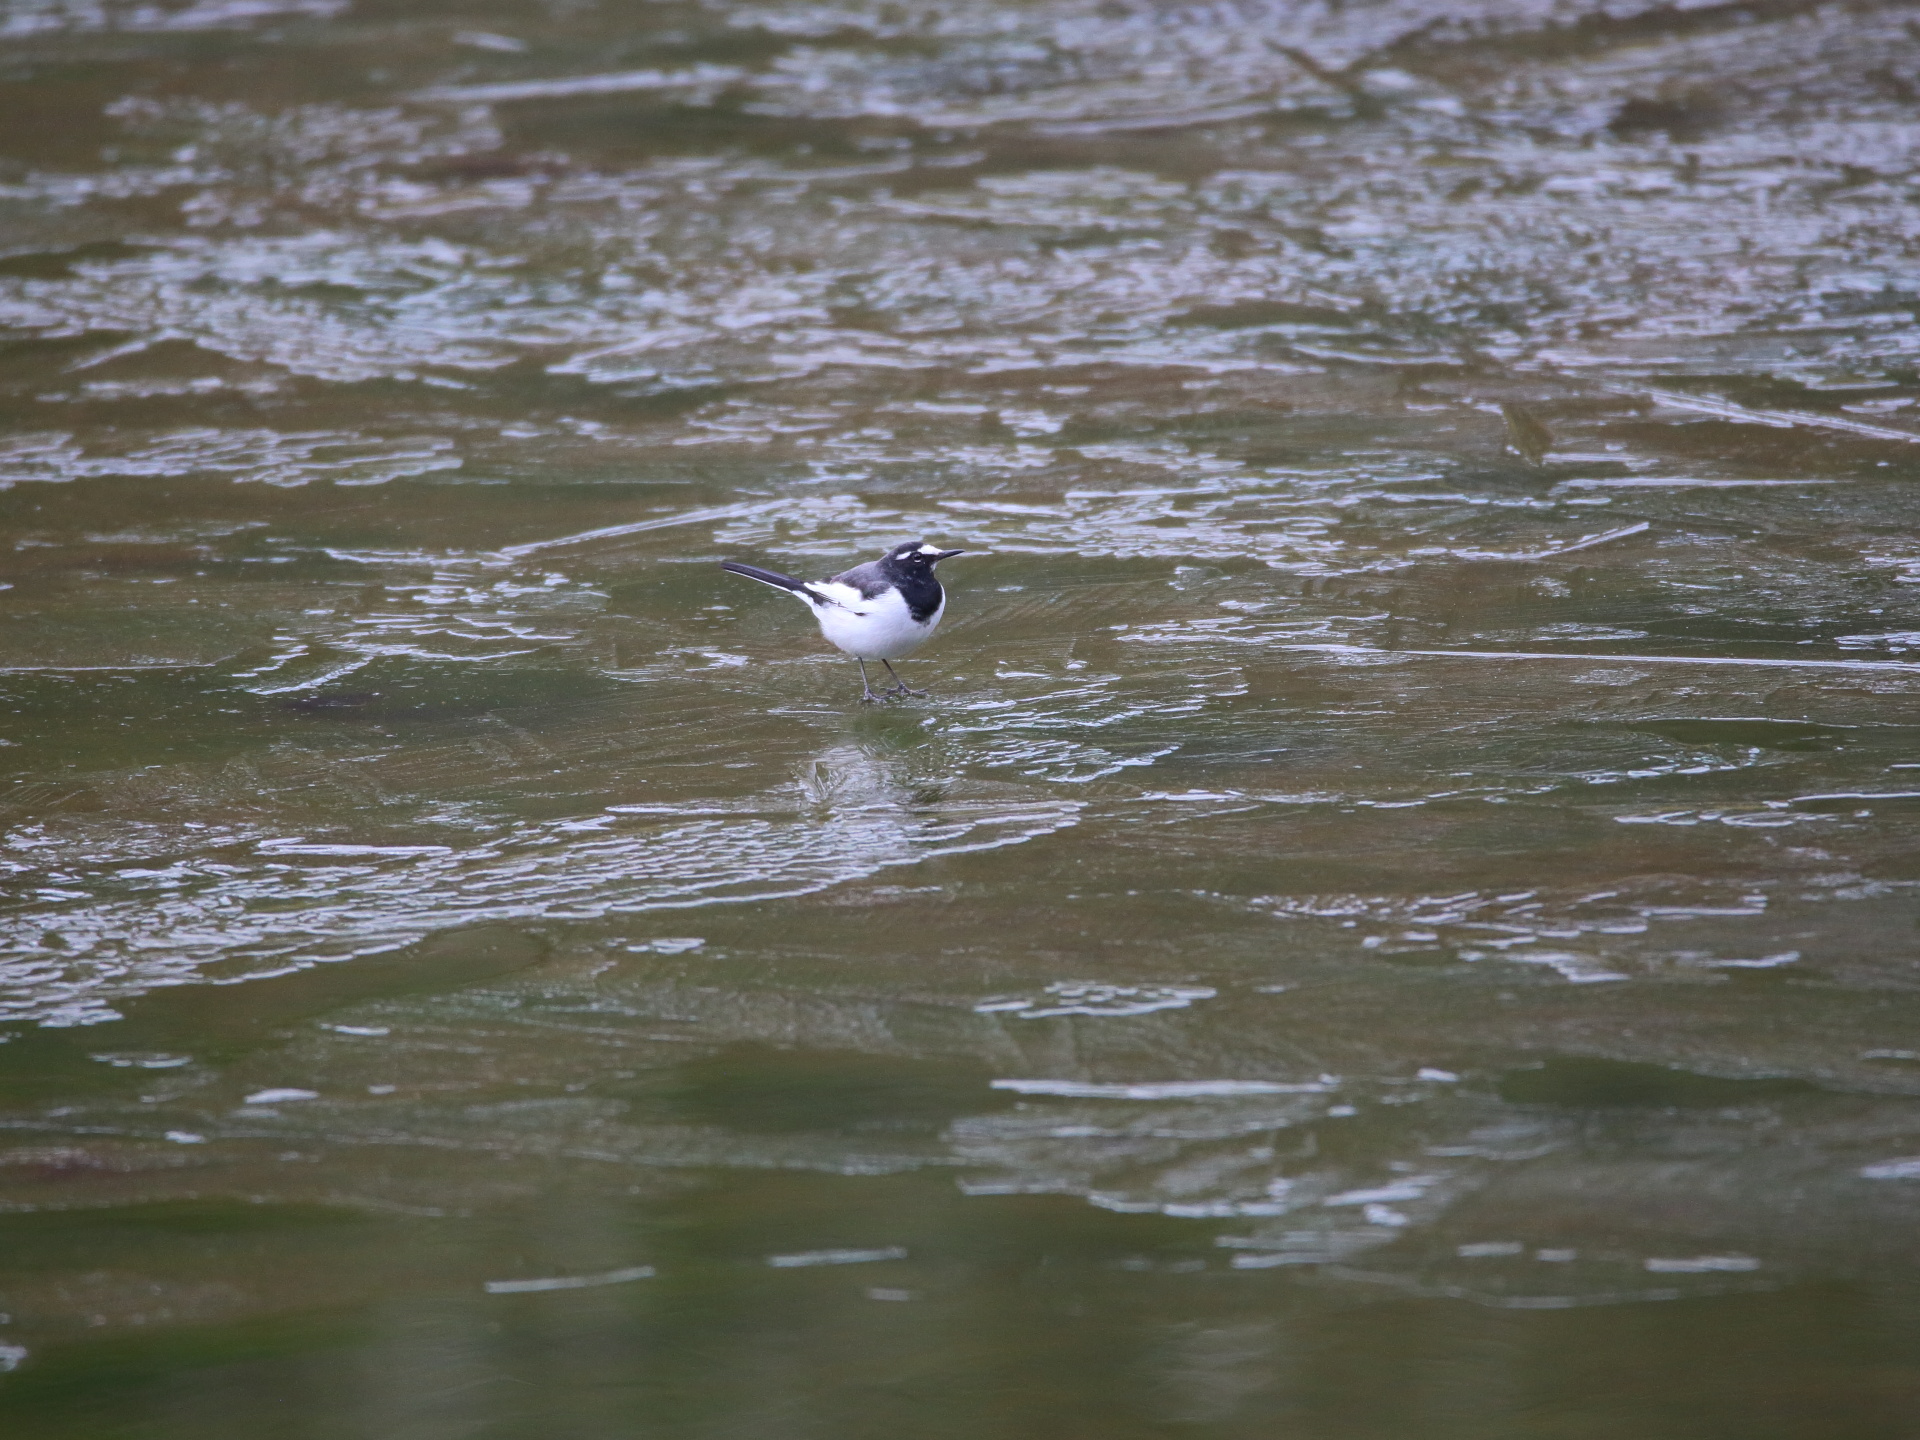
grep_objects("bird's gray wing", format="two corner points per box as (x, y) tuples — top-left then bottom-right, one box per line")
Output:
(828, 560), (892, 599)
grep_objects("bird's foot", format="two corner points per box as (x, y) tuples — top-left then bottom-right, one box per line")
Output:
(880, 663), (926, 698)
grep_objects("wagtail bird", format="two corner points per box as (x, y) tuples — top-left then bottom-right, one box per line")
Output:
(720, 541), (966, 702)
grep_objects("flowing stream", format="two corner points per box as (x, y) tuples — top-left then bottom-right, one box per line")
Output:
(3, 0), (1920, 1434)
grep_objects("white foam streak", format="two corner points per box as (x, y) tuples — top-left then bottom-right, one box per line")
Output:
(411, 66), (744, 105)
(766, 1247), (906, 1268)
(992, 1079), (1328, 1100)
(496, 501), (789, 559)
(1277, 644), (1920, 675)
(485, 1264), (655, 1294)
(1633, 387), (1920, 444)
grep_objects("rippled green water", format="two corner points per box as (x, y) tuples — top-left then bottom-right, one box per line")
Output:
(4, 0), (1920, 1434)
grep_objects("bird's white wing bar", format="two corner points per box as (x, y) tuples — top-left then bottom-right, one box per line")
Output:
(804, 581), (869, 615)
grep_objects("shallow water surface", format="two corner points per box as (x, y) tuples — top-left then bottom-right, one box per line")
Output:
(3, 0), (1920, 1434)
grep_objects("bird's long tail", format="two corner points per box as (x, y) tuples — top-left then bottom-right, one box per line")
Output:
(719, 560), (824, 604)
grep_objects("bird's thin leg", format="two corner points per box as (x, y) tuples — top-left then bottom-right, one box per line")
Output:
(856, 659), (884, 704)
(881, 660), (926, 697)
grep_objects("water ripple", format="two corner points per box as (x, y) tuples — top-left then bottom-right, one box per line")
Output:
(1, 751), (1079, 1027)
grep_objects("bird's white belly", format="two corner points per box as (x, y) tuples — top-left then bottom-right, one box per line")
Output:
(809, 586), (943, 660)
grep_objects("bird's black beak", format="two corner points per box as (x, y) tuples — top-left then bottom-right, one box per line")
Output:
(933, 548), (966, 561)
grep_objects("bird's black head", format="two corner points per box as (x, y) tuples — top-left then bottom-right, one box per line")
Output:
(883, 541), (965, 572)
